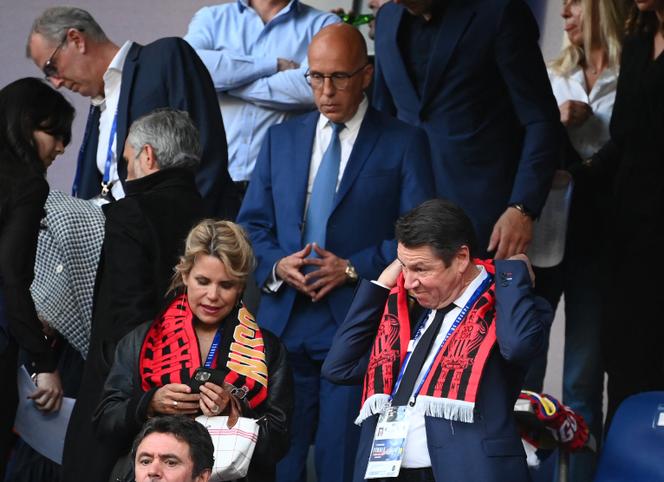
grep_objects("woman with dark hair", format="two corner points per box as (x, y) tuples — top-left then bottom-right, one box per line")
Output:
(0, 77), (74, 477)
(95, 219), (292, 482)
(587, 0), (664, 426)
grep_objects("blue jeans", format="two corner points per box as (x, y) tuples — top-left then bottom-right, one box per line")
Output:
(524, 245), (604, 482)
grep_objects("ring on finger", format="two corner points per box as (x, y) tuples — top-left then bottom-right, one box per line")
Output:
(173, 400), (178, 407)
(211, 404), (220, 414)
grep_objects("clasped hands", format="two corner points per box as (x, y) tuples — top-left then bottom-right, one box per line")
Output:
(276, 243), (348, 302)
(150, 382), (243, 428)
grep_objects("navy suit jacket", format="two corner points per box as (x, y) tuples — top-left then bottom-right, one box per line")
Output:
(322, 260), (553, 482)
(73, 38), (237, 218)
(373, 0), (560, 251)
(238, 106), (435, 339)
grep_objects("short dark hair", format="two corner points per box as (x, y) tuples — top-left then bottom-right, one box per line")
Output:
(0, 77), (74, 177)
(395, 198), (478, 266)
(131, 416), (214, 478)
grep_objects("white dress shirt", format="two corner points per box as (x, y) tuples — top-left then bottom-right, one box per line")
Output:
(266, 97), (369, 292)
(93, 40), (133, 200)
(548, 65), (618, 159)
(400, 265), (489, 468)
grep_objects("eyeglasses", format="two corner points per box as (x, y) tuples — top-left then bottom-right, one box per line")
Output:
(304, 63), (369, 91)
(42, 37), (67, 79)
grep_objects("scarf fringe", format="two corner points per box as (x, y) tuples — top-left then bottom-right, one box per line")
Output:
(355, 394), (391, 425)
(415, 395), (475, 423)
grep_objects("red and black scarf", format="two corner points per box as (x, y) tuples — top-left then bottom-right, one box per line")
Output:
(357, 260), (497, 424)
(139, 294), (268, 409)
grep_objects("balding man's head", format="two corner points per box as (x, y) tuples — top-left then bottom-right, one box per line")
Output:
(306, 24), (373, 123)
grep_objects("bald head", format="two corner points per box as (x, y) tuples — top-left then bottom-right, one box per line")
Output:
(309, 23), (368, 68)
(306, 24), (373, 123)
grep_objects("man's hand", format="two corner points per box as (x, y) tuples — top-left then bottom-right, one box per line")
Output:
(29, 371), (64, 413)
(149, 384), (201, 416)
(559, 100), (592, 127)
(507, 253), (535, 287)
(377, 259), (402, 289)
(302, 244), (348, 302)
(277, 58), (300, 72)
(276, 244), (313, 296)
(488, 207), (533, 259)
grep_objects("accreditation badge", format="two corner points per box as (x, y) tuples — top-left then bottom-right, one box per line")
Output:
(364, 405), (411, 479)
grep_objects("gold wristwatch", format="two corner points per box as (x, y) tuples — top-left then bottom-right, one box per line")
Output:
(345, 261), (358, 283)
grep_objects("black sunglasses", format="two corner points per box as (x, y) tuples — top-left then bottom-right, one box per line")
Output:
(42, 37), (68, 79)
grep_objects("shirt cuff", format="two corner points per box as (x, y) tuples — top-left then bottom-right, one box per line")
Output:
(370, 280), (390, 290)
(263, 262), (284, 293)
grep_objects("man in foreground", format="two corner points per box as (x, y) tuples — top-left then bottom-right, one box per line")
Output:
(323, 199), (553, 481)
(133, 416), (214, 482)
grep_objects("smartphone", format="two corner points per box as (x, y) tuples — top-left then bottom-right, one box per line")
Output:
(189, 367), (226, 393)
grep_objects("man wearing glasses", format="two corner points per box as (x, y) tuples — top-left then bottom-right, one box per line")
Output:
(238, 23), (434, 482)
(26, 6), (237, 218)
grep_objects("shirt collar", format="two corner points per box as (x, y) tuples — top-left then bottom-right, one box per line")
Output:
(316, 95), (369, 136)
(236, 0), (299, 16)
(451, 265), (488, 309)
(91, 40), (133, 107)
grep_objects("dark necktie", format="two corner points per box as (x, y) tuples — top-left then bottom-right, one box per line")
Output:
(302, 122), (345, 249)
(71, 104), (101, 197)
(392, 304), (455, 405)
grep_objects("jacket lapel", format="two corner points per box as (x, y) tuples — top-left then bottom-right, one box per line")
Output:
(115, 42), (141, 172)
(419, 2), (475, 112)
(331, 108), (380, 213)
(288, 113), (317, 249)
(377, 6), (419, 107)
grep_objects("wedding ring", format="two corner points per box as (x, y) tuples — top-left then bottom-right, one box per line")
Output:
(211, 404), (220, 414)
(173, 400), (178, 407)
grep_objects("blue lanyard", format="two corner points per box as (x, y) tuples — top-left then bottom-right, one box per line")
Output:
(390, 273), (494, 402)
(101, 110), (119, 195)
(203, 327), (223, 368)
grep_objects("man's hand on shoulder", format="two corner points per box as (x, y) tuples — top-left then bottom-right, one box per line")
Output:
(276, 244), (313, 296)
(303, 244), (349, 302)
(488, 207), (533, 260)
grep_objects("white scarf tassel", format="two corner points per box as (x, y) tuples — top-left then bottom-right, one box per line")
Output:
(355, 394), (391, 425)
(415, 395), (475, 423)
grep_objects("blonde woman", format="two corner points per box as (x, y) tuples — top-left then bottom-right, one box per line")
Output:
(523, 1), (629, 479)
(94, 219), (293, 482)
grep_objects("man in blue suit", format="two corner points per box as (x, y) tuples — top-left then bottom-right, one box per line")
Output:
(27, 6), (237, 218)
(238, 23), (434, 482)
(373, 0), (560, 259)
(323, 199), (553, 482)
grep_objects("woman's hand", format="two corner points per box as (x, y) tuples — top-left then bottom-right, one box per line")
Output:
(29, 371), (63, 413)
(199, 382), (243, 427)
(559, 100), (592, 127)
(149, 384), (200, 416)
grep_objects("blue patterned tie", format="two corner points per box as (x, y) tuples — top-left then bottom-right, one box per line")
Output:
(302, 122), (345, 250)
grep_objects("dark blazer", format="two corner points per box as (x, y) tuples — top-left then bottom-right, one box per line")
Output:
(372, 0), (560, 251)
(237, 106), (435, 337)
(62, 168), (205, 482)
(73, 38), (237, 218)
(322, 260), (553, 482)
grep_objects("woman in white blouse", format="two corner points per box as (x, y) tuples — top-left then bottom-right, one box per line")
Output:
(523, 1), (629, 480)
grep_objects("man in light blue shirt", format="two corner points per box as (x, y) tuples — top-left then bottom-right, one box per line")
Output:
(184, 0), (339, 195)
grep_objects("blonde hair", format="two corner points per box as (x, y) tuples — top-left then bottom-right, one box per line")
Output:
(170, 219), (256, 292)
(549, 0), (630, 76)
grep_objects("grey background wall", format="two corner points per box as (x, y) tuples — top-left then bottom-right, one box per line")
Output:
(1, 0), (564, 193)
